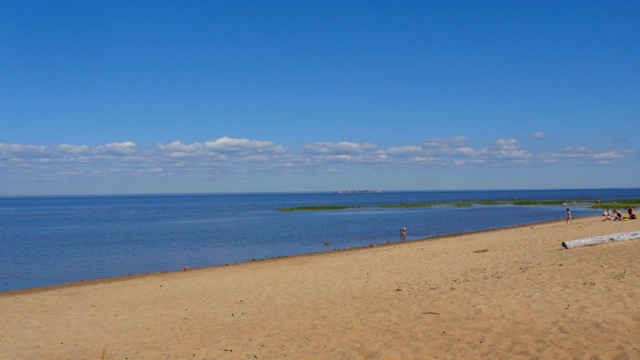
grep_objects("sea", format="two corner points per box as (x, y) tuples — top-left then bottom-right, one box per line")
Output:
(1, 188), (637, 293)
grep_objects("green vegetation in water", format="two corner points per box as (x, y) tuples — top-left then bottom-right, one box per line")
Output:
(379, 202), (435, 209)
(590, 200), (640, 209)
(512, 200), (561, 206)
(453, 202), (473, 207)
(277, 205), (361, 212)
(276, 199), (638, 212)
(474, 200), (510, 206)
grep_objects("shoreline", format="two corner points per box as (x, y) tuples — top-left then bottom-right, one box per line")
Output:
(2, 215), (639, 359)
(2, 217), (570, 297)
(4, 188), (635, 295)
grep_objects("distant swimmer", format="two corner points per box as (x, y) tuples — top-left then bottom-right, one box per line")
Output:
(400, 227), (407, 239)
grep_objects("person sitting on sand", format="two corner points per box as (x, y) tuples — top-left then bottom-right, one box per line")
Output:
(628, 208), (636, 220)
(603, 209), (622, 221)
(613, 210), (623, 221)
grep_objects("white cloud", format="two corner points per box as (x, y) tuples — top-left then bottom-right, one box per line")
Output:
(157, 141), (206, 158)
(0, 144), (46, 157)
(371, 154), (390, 162)
(412, 156), (436, 164)
(495, 138), (518, 147)
(549, 147), (590, 159)
(542, 147), (633, 166)
(158, 141), (204, 153)
(531, 132), (545, 139)
(386, 145), (422, 156)
(55, 144), (92, 154)
(301, 141), (377, 155)
(593, 151), (624, 160)
(424, 136), (468, 148)
(326, 154), (353, 162)
(96, 142), (137, 155)
(244, 155), (267, 162)
(385, 137), (474, 160)
(477, 139), (532, 160)
(0, 134), (634, 194)
(452, 147), (475, 156)
(203, 137), (286, 154)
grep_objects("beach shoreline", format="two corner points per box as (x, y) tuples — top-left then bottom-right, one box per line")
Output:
(1, 219), (559, 297)
(1, 215), (639, 359)
(0, 218), (576, 297)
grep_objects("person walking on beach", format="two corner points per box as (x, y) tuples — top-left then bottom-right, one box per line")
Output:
(566, 208), (572, 224)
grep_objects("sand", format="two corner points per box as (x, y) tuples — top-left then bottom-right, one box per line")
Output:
(1, 216), (639, 360)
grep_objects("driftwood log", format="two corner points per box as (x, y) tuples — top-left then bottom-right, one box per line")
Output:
(562, 231), (640, 249)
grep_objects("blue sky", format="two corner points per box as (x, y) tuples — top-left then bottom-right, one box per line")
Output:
(1, 1), (638, 196)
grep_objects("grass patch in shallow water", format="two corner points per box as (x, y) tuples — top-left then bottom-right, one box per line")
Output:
(276, 199), (638, 212)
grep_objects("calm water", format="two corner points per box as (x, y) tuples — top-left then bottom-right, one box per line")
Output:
(1, 189), (637, 293)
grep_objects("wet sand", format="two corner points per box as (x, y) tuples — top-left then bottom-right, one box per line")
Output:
(1, 216), (639, 359)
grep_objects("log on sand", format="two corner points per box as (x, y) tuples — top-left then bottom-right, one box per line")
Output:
(562, 231), (640, 249)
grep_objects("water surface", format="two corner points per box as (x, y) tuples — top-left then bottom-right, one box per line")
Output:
(1, 189), (636, 292)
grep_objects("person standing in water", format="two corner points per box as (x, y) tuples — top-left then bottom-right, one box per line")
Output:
(566, 208), (572, 224)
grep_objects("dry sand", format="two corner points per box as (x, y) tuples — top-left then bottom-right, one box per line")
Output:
(1, 216), (639, 360)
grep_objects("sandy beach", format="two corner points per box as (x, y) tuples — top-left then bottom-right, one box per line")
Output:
(1, 215), (639, 359)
